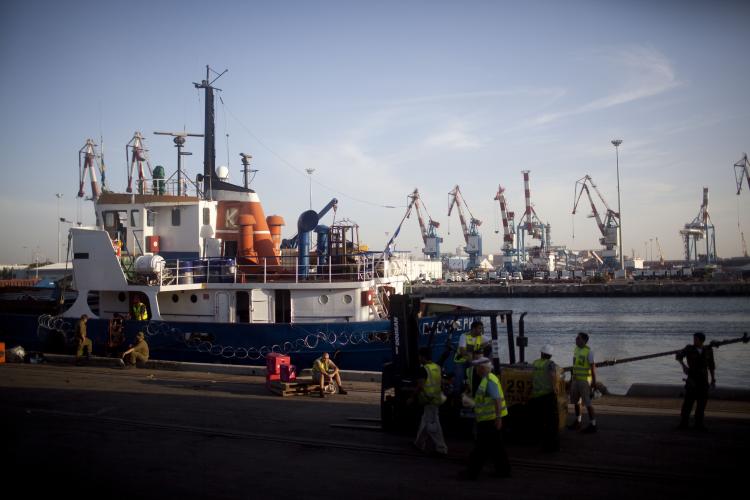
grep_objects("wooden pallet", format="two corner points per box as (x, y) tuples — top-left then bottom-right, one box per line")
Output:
(266, 377), (322, 397)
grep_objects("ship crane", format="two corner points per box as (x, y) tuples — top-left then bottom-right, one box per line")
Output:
(735, 153), (750, 195)
(517, 171), (552, 270)
(126, 131), (153, 194)
(448, 185), (482, 268)
(77, 139), (102, 201)
(494, 184), (517, 270)
(572, 174), (621, 269)
(679, 187), (716, 264)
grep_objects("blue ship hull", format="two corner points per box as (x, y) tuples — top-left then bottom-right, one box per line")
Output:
(0, 313), (469, 372)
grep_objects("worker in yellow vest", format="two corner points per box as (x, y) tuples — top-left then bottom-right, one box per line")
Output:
(312, 352), (348, 397)
(453, 321), (489, 395)
(568, 332), (597, 433)
(459, 357), (511, 480)
(530, 344), (560, 451)
(132, 297), (148, 321)
(410, 347), (448, 456)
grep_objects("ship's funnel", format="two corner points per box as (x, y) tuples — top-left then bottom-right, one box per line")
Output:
(297, 210), (319, 278)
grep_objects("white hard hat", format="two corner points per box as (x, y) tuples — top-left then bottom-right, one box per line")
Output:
(541, 344), (554, 356)
(472, 356), (492, 366)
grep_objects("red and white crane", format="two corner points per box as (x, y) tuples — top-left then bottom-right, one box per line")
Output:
(77, 138), (102, 201)
(126, 131), (153, 194)
(493, 184), (515, 251)
(572, 174), (620, 267)
(384, 189), (442, 258)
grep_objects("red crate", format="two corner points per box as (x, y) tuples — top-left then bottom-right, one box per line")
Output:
(266, 353), (290, 381)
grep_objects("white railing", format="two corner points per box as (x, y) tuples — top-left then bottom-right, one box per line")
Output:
(157, 253), (389, 286)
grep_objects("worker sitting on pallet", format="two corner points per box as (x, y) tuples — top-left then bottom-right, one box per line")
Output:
(312, 352), (348, 397)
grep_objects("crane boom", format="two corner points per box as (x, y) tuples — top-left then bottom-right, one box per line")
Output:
(494, 185), (515, 247)
(573, 176), (605, 236)
(735, 153), (750, 195)
(78, 139), (102, 201)
(448, 185), (481, 244)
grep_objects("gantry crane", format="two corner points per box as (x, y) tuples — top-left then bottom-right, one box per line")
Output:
(494, 184), (517, 270)
(679, 187), (716, 264)
(572, 174), (620, 269)
(77, 138), (102, 201)
(518, 171), (552, 269)
(384, 189), (443, 259)
(448, 185), (482, 268)
(655, 237), (665, 266)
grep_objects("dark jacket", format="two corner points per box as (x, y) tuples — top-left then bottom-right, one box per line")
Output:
(676, 345), (715, 386)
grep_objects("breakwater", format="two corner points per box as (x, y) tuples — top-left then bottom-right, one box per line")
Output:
(411, 280), (750, 298)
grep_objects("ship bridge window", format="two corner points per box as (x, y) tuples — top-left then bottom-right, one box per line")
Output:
(171, 208), (181, 226)
(203, 207), (210, 225)
(130, 210), (141, 227)
(146, 210), (155, 227)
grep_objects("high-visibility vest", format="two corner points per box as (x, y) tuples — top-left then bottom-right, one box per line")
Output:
(474, 373), (508, 422)
(531, 358), (554, 397)
(132, 303), (148, 321)
(419, 362), (443, 405)
(455, 334), (484, 363)
(572, 346), (592, 383)
(312, 357), (330, 374)
(465, 366), (474, 390)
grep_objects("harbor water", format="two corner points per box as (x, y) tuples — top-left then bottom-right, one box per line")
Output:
(427, 296), (750, 395)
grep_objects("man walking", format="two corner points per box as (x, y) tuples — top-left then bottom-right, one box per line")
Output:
(568, 332), (597, 433)
(676, 332), (716, 431)
(411, 347), (448, 456)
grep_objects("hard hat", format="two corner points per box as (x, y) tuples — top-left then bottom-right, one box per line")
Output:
(472, 356), (492, 366)
(541, 344), (554, 356)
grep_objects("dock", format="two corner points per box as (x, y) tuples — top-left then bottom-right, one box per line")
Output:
(2, 361), (747, 499)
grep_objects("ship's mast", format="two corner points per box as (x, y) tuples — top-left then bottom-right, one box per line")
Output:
(193, 65), (227, 198)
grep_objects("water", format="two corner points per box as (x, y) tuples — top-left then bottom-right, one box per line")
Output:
(426, 296), (750, 394)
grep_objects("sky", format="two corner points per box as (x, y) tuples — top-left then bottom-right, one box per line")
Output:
(1, 0), (749, 264)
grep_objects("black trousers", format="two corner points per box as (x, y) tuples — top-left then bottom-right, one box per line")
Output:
(680, 381), (708, 427)
(529, 393), (559, 450)
(466, 420), (511, 477)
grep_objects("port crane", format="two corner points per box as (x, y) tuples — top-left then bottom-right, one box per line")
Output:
(518, 171), (551, 269)
(735, 153), (750, 195)
(493, 184), (517, 270)
(679, 187), (716, 264)
(655, 237), (665, 266)
(77, 138), (102, 201)
(448, 185), (482, 268)
(572, 174), (621, 269)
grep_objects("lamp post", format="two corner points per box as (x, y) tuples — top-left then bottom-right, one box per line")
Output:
(305, 168), (315, 209)
(55, 193), (63, 263)
(611, 139), (623, 270)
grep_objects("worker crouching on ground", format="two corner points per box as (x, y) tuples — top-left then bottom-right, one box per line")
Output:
(569, 332), (597, 433)
(459, 357), (511, 480)
(122, 332), (149, 367)
(529, 344), (560, 452)
(676, 332), (716, 431)
(312, 352), (348, 397)
(409, 347), (448, 457)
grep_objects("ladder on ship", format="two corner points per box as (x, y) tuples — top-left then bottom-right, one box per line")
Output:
(370, 287), (389, 319)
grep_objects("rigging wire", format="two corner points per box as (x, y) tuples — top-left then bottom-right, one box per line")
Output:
(220, 100), (403, 209)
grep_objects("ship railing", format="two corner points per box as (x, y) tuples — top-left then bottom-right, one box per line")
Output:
(159, 253), (390, 285)
(129, 177), (200, 198)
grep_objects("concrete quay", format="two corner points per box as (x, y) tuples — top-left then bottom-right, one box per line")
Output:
(2, 362), (748, 499)
(413, 280), (750, 298)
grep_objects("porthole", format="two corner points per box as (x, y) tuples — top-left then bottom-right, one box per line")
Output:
(343, 294), (353, 304)
(318, 295), (329, 305)
(172, 294), (179, 303)
(118, 292), (126, 302)
(190, 294), (198, 303)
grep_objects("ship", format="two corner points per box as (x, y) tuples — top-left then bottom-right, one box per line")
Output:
(0, 67), (458, 371)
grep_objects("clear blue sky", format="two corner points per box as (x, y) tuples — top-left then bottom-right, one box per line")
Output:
(1, 0), (749, 263)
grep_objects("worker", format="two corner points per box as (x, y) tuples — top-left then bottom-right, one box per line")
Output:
(409, 347), (448, 456)
(122, 332), (149, 367)
(676, 332), (716, 431)
(312, 352), (348, 397)
(568, 332), (597, 433)
(74, 314), (93, 362)
(132, 297), (148, 321)
(453, 320), (489, 395)
(459, 357), (511, 480)
(530, 344), (560, 451)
